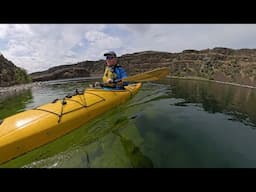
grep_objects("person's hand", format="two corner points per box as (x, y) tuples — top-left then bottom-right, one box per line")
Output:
(116, 80), (124, 86)
(107, 79), (113, 83)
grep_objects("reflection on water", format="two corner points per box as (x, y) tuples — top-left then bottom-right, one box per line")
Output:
(1, 77), (256, 168)
(165, 78), (256, 128)
(0, 89), (33, 119)
(113, 129), (153, 168)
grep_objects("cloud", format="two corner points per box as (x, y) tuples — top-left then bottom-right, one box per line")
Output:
(83, 31), (123, 59)
(1, 24), (107, 72)
(118, 24), (256, 52)
(118, 24), (152, 34)
(1, 24), (256, 73)
(0, 24), (9, 39)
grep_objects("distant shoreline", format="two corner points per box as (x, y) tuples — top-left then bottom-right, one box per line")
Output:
(0, 76), (101, 96)
(1, 76), (255, 96)
(0, 82), (41, 96)
(169, 76), (256, 89)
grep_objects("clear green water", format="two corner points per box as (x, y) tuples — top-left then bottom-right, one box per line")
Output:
(1, 77), (256, 168)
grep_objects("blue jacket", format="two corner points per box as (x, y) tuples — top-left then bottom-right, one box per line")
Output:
(113, 66), (127, 82)
(103, 65), (128, 89)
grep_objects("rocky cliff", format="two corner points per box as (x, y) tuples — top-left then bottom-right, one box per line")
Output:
(30, 60), (104, 81)
(0, 54), (31, 87)
(30, 47), (256, 87)
(30, 51), (173, 81)
(170, 47), (256, 86)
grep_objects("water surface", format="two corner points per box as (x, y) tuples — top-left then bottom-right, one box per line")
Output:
(1, 77), (256, 168)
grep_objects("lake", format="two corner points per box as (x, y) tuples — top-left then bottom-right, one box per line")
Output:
(1, 77), (256, 168)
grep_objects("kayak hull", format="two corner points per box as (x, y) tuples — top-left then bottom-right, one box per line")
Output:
(0, 83), (141, 165)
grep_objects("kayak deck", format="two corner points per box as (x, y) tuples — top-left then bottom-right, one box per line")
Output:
(0, 83), (141, 165)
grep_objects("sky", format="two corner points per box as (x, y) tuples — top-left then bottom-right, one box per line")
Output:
(0, 24), (256, 73)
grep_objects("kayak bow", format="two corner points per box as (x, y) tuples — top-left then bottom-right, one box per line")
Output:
(0, 83), (141, 165)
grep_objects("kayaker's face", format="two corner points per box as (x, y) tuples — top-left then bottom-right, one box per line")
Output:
(106, 56), (117, 67)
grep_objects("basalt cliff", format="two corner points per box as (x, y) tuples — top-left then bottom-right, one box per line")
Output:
(30, 47), (256, 87)
(3, 47), (256, 87)
(0, 54), (31, 87)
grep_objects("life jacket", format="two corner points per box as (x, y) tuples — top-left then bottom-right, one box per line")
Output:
(102, 64), (127, 83)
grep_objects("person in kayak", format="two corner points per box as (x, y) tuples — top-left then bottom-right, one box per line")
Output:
(92, 51), (128, 89)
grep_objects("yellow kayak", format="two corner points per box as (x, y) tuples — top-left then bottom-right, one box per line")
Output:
(0, 83), (142, 165)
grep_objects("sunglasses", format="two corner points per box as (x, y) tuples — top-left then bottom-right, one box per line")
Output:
(106, 56), (115, 60)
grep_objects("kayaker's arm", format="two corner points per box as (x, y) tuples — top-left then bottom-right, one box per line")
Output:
(113, 68), (128, 86)
(113, 79), (128, 86)
(100, 81), (123, 88)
